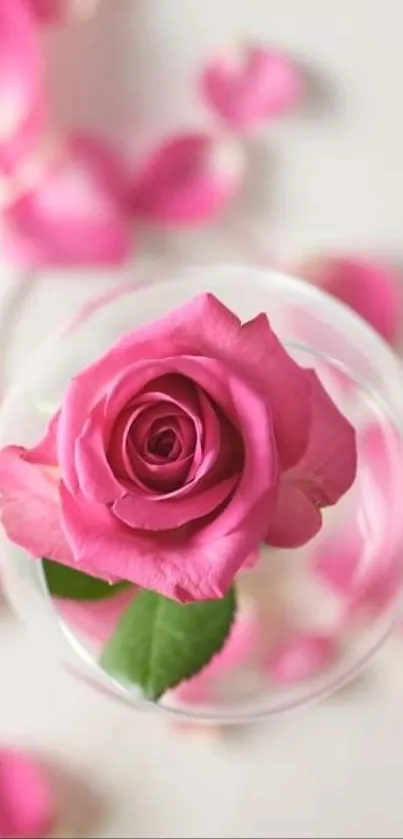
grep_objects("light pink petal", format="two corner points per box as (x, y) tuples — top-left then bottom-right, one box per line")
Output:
(4, 134), (131, 268)
(75, 401), (126, 503)
(307, 257), (402, 345)
(267, 634), (336, 685)
(0, 445), (72, 564)
(130, 132), (244, 225)
(267, 372), (357, 549)
(56, 586), (136, 647)
(200, 45), (301, 131)
(0, 0), (44, 168)
(312, 422), (403, 611)
(0, 749), (54, 839)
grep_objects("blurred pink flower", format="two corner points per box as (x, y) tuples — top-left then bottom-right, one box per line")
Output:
(0, 749), (54, 839)
(0, 0), (45, 171)
(56, 586), (136, 647)
(200, 45), (301, 132)
(2, 134), (132, 267)
(130, 132), (245, 225)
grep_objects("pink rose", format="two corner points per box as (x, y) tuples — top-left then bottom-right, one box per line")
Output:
(0, 294), (356, 602)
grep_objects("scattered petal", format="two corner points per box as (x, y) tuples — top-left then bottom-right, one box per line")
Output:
(267, 633), (336, 685)
(301, 256), (402, 344)
(3, 133), (131, 267)
(200, 45), (301, 131)
(0, 0), (44, 169)
(0, 749), (54, 839)
(130, 132), (244, 225)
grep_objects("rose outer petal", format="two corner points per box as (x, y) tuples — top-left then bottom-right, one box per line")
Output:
(266, 372), (356, 548)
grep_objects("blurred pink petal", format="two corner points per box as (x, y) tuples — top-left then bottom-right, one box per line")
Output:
(3, 134), (131, 267)
(130, 132), (244, 225)
(312, 422), (403, 612)
(0, 0), (44, 169)
(303, 256), (402, 344)
(56, 586), (136, 647)
(200, 45), (301, 131)
(174, 609), (261, 703)
(0, 749), (54, 839)
(26, 0), (99, 23)
(267, 634), (336, 685)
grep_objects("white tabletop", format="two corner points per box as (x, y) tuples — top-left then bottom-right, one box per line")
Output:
(2, 2), (403, 837)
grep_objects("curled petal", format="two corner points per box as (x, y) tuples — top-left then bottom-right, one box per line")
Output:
(130, 132), (245, 225)
(3, 134), (131, 268)
(0, 749), (54, 839)
(266, 372), (357, 548)
(200, 45), (301, 131)
(266, 634), (336, 684)
(0, 0), (44, 169)
(302, 256), (402, 345)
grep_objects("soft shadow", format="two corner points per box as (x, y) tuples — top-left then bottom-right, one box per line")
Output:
(297, 59), (342, 118)
(42, 758), (109, 837)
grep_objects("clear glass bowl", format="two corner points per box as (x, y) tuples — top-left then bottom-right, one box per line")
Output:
(1, 265), (403, 725)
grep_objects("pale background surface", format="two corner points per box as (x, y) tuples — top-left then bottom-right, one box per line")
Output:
(1, 1), (403, 837)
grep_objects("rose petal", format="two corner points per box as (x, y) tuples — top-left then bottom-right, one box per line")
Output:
(200, 45), (301, 131)
(60, 482), (272, 602)
(266, 372), (356, 548)
(0, 0), (44, 169)
(4, 134), (131, 268)
(0, 749), (54, 839)
(57, 294), (311, 491)
(267, 634), (336, 685)
(0, 446), (72, 564)
(56, 585), (136, 647)
(130, 132), (244, 225)
(304, 256), (402, 345)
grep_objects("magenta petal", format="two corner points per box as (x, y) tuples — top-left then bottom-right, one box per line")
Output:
(130, 132), (244, 225)
(265, 483), (322, 549)
(0, 0), (44, 169)
(267, 634), (336, 685)
(200, 45), (301, 131)
(0, 749), (54, 839)
(312, 257), (402, 344)
(5, 134), (131, 268)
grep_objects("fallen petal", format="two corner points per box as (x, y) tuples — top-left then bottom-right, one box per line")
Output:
(301, 256), (402, 344)
(0, 0), (44, 169)
(3, 133), (131, 267)
(0, 749), (54, 838)
(200, 45), (301, 131)
(267, 634), (336, 684)
(130, 132), (244, 225)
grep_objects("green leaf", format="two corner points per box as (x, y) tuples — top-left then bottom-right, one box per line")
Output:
(42, 559), (129, 601)
(100, 587), (236, 700)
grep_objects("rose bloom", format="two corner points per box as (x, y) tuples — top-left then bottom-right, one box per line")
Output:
(0, 294), (356, 602)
